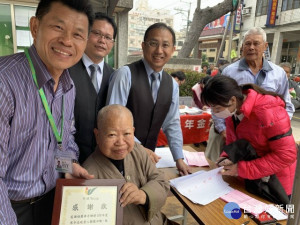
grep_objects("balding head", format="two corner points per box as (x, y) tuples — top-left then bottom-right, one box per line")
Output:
(97, 104), (134, 130)
(94, 105), (135, 160)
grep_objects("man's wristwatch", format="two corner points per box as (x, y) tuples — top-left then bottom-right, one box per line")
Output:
(72, 159), (79, 164)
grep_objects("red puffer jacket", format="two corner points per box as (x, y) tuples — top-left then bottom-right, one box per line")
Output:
(225, 89), (297, 195)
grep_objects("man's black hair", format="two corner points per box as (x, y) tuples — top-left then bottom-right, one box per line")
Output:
(171, 71), (186, 81)
(36, 0), (94, 30)
(94, 12), (118, 39)
(143, 22), (176, 45)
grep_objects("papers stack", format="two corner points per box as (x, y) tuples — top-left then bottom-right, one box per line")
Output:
(221, 189), (268, 216)
(170, 167), (233, 205)
(155, 148), (209, 168)
(183, 150), (209, 167)
(220, 189), (288, 220)
(179, 106), (203, 115)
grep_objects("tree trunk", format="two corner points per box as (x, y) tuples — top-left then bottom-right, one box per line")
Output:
(177, 0), (238, 58)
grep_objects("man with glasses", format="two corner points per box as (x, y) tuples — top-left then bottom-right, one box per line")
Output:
(205, 27), (294, 162)
(107, 23), (190, 176)
(69, 12), (117, 164)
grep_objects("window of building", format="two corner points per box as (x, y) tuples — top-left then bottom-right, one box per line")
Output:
(0, 3), (13, 56)
(294, 0), (300, 8)
(208, 57), (215, 62)
(256, 0), (269, 16)
(282, 0), (300, 10)
(202, 49), (207, 52)
(0, 3), (37, 56)
(209, 49), (216, 52)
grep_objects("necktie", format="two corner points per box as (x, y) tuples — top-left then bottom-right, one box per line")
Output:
(89, 64), (99, 92)
(151, 73), (159, 102)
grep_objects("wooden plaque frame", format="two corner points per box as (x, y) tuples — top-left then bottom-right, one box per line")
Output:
(51, 179), (125, 225)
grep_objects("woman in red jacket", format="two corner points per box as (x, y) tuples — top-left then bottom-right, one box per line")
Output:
(201, 75), (297, 196)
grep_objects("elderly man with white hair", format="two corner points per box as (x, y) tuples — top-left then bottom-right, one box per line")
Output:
(205, 27), (294, 162)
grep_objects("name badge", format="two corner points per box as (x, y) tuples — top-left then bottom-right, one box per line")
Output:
(55, 147), (73, 173)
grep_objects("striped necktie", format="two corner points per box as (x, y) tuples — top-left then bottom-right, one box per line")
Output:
(151, 72), (159, 102)
(89, 64), (99, 92)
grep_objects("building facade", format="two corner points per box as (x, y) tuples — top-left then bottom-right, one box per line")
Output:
(197, 13), (240, 64)
(128, 0), (174, 56)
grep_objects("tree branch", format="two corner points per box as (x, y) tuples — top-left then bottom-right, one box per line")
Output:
(177, 0), (238, 58)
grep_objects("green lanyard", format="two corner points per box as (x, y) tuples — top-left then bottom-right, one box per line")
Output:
(24, 48), (64, 144)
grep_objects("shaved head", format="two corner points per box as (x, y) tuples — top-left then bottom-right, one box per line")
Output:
(97, 104), (134, 130)
(94, 104), (135, 160)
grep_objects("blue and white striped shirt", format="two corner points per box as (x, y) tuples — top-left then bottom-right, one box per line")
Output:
(0, 45), (78, 224)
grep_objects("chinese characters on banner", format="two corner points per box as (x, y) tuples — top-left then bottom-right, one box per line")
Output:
(59, 186), (117, 225)
(234, 4), (242, 31)
(181, 114), (211, 144)
(157, 113), (211, 146)
(266, 0), (279, 27)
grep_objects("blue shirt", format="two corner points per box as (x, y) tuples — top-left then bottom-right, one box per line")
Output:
(106, 59), (184, 161)
(0, 45), (78, 224)
(213, 58), (295, 132)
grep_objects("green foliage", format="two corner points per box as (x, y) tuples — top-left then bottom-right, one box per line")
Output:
(201, 53), (207, 63)
(166, 69), (206, 96)
(201, 61), (209, 68)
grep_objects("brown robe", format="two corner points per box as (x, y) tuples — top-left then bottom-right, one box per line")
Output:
(83, 142), (170, 225)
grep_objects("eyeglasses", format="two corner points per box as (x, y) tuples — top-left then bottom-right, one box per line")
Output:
(90, 30), (114, 43)
(144, 40), (172, 49)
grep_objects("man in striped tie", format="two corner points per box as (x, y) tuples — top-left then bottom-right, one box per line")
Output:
(69, 12), (117, 164)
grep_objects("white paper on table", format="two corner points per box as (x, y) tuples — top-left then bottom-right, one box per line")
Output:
(183, 150), (209, 167)
(170, 167), (233, 205)
(155, 147), (187, 168)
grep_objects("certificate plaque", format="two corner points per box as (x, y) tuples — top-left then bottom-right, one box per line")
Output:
(52, 179), (125, 225)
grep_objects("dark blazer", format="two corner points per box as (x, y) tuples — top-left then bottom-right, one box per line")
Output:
(69, 59), (114, 164)
(126, 60), (173, 151)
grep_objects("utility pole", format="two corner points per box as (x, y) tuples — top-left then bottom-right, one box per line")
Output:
(227, 0), (241, 62)
(216, 12), (232, 64)
(227, 9), (235, 63)
(174, 1), (192, 38)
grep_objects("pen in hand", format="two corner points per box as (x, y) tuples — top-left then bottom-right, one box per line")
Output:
(216, 157), (228, 167)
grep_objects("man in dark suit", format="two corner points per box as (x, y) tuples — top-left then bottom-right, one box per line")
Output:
(69, 12), (117, 164)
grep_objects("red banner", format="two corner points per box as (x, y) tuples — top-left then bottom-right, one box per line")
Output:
(266, 0), (278, 27)
(157, 113), (211, 146)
